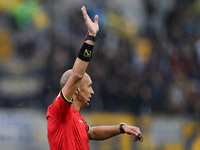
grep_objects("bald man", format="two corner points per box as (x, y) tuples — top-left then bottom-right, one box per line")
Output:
(46, 6), (142, 150)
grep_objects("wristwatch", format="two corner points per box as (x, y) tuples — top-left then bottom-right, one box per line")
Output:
(119, 123), (127, 133)
(85, 32), (97, 42)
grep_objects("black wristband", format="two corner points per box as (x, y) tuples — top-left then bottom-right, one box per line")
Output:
(84, 32), (97, 42)
(77, 42), (94, 62)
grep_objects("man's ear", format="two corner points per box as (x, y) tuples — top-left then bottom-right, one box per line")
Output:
(75, 89), (79, 95)
(75, 89), (82, 102)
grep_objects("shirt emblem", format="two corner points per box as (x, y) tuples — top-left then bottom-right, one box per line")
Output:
(79, 119), (83, 123)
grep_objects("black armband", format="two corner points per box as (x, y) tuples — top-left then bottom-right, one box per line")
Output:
(77, 42), (94, 62)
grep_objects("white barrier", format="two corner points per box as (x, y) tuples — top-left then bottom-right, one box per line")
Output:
(0, 109), (49, 150)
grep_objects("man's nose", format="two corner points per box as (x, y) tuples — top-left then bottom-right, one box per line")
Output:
(90, 88), (94, 95)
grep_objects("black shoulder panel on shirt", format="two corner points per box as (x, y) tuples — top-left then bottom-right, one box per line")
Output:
(61, 90), (74, 104)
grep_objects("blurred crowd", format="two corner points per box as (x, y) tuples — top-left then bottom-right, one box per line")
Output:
(0, 0), (200, 119)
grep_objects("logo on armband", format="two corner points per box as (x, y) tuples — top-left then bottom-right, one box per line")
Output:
(83, 49), (92, 58)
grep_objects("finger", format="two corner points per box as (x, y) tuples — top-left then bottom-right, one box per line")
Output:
(81, 6), (91, 23)
(133, 127), (141, 135)
(81, 6), (86, 12)
(81, 6), (87, 20)
(94, 15), (98, 24)
(128, 129), (139, 136)
(82, 6), (86, 10)
(81, 6), (84, 14)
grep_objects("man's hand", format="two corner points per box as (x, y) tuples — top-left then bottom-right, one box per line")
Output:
(81, 6), (99, 36)
(122, 125), (142, 141)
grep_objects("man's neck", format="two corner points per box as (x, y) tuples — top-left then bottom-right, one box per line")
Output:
(71, 102), (81, 112)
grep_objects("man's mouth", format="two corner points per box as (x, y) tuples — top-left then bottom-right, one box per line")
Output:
(87, 98), (91, 104)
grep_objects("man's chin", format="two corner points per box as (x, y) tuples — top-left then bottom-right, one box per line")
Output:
(83, 100), (90, 107)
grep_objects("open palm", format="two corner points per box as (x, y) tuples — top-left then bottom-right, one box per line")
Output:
(81, 6), (99, 36)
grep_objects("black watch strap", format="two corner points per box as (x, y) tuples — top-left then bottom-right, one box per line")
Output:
(120, 123), (127, 134)
(85, 33), (97, 42)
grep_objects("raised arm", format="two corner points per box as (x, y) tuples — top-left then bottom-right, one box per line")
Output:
(62, 6), (99, 101)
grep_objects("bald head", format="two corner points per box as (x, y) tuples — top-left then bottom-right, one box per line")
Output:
(60, 69), (89, 88)
(60, 69), (72, 88)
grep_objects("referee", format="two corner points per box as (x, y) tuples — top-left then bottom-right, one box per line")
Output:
(46, 6), (142, 150)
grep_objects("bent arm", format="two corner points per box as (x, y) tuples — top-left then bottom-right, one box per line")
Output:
(88, 125), (121, 140)
(88, 124), (142, 141)
(62, 58), (89, 101)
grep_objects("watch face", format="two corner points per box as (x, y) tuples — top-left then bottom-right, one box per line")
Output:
(121, 123), (127, 125)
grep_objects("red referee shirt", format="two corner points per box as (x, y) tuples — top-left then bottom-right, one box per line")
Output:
(46, 90), (90, 150)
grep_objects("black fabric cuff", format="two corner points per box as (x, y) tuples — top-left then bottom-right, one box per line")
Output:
(77, 42), (94, 62)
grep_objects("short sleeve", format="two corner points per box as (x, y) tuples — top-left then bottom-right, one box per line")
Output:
(48, 90), (74, 122)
